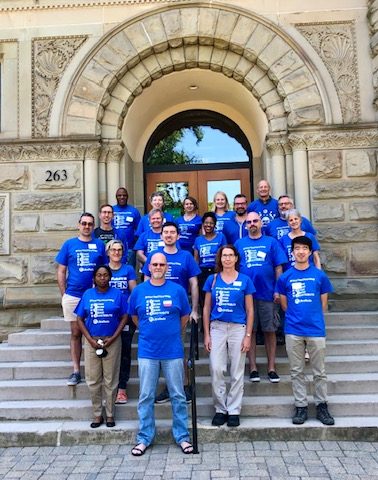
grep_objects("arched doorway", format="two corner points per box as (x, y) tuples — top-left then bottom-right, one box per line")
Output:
(143, 109), (252, 215)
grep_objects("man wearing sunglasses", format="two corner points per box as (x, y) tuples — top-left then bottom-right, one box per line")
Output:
(56, 212), (106, 386)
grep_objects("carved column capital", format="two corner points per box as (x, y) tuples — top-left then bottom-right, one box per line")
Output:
(288, 134), (307, 151)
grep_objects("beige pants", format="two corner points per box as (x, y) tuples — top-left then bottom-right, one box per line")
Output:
(84, 336), (121, 418)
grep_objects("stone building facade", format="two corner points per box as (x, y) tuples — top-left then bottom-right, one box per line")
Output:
(0, 0), (377, 335)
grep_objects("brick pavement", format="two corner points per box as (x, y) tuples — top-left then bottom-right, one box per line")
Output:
(1, 441), (378, 479)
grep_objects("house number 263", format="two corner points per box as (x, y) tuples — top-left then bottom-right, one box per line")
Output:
(45, 169), (68, 182)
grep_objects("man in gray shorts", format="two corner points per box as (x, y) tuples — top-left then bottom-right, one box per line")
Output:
(235, 212), (287, 383)
(55, 213), (106, 385)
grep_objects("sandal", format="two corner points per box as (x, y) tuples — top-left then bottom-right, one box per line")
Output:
(106, 417), (116, 428)
(180, 441), (193, 454)
(131, 443), (148, 456)
(90, 416), (104, 428)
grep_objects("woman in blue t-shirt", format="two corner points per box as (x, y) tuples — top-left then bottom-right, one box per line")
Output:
(106, 239), (137, 406)
(175, 196), (202, 253)
(75, 265), (128, 429)
(212, 191), (236, 234)
(203, 245), (254, 428)
(194, 212), (227, 310)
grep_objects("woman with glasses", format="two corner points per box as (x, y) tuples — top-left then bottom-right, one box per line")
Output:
(75, 265), (128, 428)
(106, 240), (137, 405)
(203, 245), (254, 428)
(175, 196), (202, 253)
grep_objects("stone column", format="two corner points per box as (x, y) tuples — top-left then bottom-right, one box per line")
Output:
(266, 137), (286, 198)
(98, 148), (108, 207)
(289, 134), (310, 218)
(84, 144), (101, 216)
(283, 142), (294, 199)
(106, 142), (125, 204)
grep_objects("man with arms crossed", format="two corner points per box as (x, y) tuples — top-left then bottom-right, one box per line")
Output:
(56, 213), (106, 385)
(277, 235), (334, 425)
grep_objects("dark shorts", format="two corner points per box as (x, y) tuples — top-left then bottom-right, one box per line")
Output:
(253, 299), (279, 333)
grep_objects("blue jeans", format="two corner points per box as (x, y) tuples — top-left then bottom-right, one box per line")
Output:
(137, 358), (189, 446)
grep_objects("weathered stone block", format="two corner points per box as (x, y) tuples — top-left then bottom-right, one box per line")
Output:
(320, 247), (347, 273)
(43, 213), (80, 231)
(198, 45), (213, 67)
(277, 67), (314, 96)
(124, 23), (154, 59)
(30, 255), (56, 284)
(350, 201), (378, 220)
(161, 9), (182, 42)
(13, 192), (82, 211)
(0, 258), (27, 285)
(31, 163), (81, 190)
(76, 71), (107, 100)
(313, 203), (345, 222)
(270, 117), (287, 132)
(230, 16), (258, 53)
(253, 75), (275, 96)
(312, 180), (377, 199)
(245, 24), (275, 62)
(269, 50), (303, 82)
(257, 36), (291, 70)
(141, 14), (168, 51)
(181, 8), (199, 43)
(215, 10), (238, 44)
(309, 151), (342, 179)
(0, 165), (28, 190)
(284, 85), (322, 111)
(317, 224), (378, 242)
(13, 214), (39, 232)
(13, 234), (72, 253)
(351, 245), (378, 275)
(4, 286), (60, 308)
(345, 150), (377, 177)
(64, 116), (98, 137)
(288, 106), (324, 126)
(198, 7), (218, 39)
(67, 99), (98, 120)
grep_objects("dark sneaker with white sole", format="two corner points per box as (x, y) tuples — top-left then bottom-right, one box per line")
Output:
(268, 371), (280, 383)
(249, 370), (260, 382)
(212, 412), (228, 426)
(67, 372), (81, 386)
(316, 402), (335, 425)
(292, 406), (308, 425)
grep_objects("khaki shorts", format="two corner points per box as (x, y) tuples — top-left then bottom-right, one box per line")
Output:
(62, 293), (81, 322)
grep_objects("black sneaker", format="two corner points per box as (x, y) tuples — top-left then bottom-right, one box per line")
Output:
(155, 387), (170, 404)
(316, 402), (335, 425)
(184, 385), (192, 404)
(212, 412), (228, 426)
(227, 415), (240, 427)
(292, 406), (308, 425)
(67, 372), (81, 386)
(268, 371), (280, 383)
(249, 370), (260, 383)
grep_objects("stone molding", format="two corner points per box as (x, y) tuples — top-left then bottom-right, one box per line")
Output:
(266, 136), (286, 155)
(368, 0), (378, 109)
(63, 4), (327, 138)
(296, 21), (360, 123)
(0, 194), (10, 255)
(0, 141), (101, 162)
(32, 36), (87, 137)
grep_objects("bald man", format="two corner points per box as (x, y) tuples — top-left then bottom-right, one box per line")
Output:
(247, 180), (279, 232)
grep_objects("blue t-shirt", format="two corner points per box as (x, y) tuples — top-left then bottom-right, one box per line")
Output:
(108, 263), (137, 302)
(265, 216), (317, 240)
(203, 272), (255, 324)
(128, 280), (191, 359)
(194, 233), (227, 268)
(235, 235), (287, 301)
(214, 211), (236, 234)
(222, 219), (248, 244)
(133, 231), (164, 255)
(142, 248), (201, 290)
(247, 197), (279, 231)
(112, 204), (141, 249)
(175, 215), (202, 251)
(276, 265), (333, 337)
(136, 212), (174, 236)
(55, 237), (106, 298)
(279, 232), (320, 271)
(75, 286), (128, 337)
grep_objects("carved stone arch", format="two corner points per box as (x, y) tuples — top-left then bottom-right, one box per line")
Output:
(63, 2), (328, 140)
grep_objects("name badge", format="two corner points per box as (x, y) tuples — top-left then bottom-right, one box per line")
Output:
(233, 281), (242, 286)
(158, 240), (165, 246)
(126, 216), (133, 222)
(257, 251), (266, 260)
(88, 244), (97, 249)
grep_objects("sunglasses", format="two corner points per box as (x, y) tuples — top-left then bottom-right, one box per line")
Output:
(80, 221), (94, 226)
(151, 263), (166, 267)
(246, 219), (260, 224)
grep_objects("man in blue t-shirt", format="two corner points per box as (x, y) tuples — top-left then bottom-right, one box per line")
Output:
(222, 194), (249, 244)
(55, 212), (106, 386)
(128, 253), (193, 456)
(112, 187), (141, 267)
(235, 212), (287, 384)
(277, 235), (334, 426)
(247, 179), (279, 232)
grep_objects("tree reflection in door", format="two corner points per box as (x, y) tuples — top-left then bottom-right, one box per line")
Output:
(155, 182), (189, 219)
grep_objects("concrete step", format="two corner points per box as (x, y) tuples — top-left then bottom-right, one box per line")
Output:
(7, 330), (71, 346)
(324, 311), (378, 325)
(40, 317), (70, 331)
(0, 344), (71, 362)
(326, 325), (378, 340)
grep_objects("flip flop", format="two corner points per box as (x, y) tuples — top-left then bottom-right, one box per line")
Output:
(180, 442), (193, 454)
(131, 444), (148, 456)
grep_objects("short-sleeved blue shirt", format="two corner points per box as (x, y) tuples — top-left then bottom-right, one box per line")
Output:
(265, 216), (317, 240)
(108, 263), (137, 302)
(133, 231), (164, 255)
(175, 215), (202, 251)
(214, 211), (236, 234)
(112, 204), (141, 249)
(136, 212), (174, 236)
(279, 232), (320, 271)
(193, 233), (227, 268)
(203, 272), (255, 324)
(55, 237), (106, 298)
(247, 198), (279, 231)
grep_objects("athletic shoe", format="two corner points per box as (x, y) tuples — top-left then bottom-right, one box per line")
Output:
(316, 402), (335, 425)
(292, 406), (308, 425)
(155, 387), (170, 404)
(212, 412), (228, 426)
(67, 372), (81, 386)
(249, 370), (260, 382)
(227, 415), (240, 427)
(268, 371), (280, 383)
(115, 390), (128, 404)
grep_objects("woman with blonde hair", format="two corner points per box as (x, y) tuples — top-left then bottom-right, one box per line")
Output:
(212, 191), (235, 234)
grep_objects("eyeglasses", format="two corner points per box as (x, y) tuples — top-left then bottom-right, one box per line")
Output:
(109, 248), (122, 253)
(246, 219), (260, 224)
(101, 211), (113, 215)
(234, 202), (247, 206)
(151, 263), (166, 267)
(221, 254), (235, 258)
(80, 221), (94, 227)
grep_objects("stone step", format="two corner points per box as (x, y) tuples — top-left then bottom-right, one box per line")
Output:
(1, 416), (378, 447)
(1, 393), (378, 421)
(326, 325), (378, 340)
(0, 345), (71, 362)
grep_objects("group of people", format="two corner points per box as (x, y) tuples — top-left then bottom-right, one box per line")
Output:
(55, 180), (335, 456)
